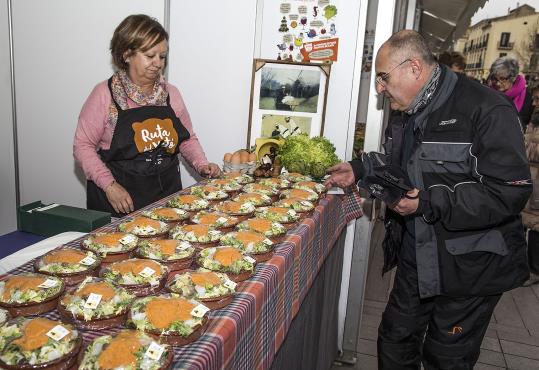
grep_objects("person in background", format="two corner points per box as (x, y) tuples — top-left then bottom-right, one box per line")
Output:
(489, 56), (533, 129)
(523, 85), (539, 286)
(74, 14), (220, 217)
(325, 30), (531, 369)
(438, 51), (466, 74)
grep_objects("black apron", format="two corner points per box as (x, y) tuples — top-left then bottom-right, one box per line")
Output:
(87, 78), (191, 217)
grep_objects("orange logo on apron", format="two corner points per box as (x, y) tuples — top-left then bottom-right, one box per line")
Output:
(132, 118), (179, 154)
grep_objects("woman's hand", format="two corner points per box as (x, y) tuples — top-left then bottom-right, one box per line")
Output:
(200, 163), (222, 178)
(105, 181), (134, 214)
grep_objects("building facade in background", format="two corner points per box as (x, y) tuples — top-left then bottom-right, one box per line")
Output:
(455, 4), (539, 80)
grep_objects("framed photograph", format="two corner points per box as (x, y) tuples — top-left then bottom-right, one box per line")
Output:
(247, 59), (331, 148)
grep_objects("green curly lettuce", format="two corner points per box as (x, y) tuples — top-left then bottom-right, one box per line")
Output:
(277, 134), (340, 179)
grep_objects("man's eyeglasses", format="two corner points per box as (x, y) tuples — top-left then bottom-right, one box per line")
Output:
(376, 59), (411, 87)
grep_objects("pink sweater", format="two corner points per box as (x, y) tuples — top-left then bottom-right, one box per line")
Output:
(73, 80), (209, 190)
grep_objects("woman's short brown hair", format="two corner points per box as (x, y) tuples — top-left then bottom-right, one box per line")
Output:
(110, 14), (168, 70)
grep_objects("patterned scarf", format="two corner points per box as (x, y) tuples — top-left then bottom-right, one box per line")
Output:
(405, 63), (441, 115)
(107, 69), (168, 127)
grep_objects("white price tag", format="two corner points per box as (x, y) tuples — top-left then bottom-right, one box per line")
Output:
(287, 209), (297, 216)
(300, 201), (312, 207)
(244, 256), (256, 264)
(223, 279), (237, 290)
(79, 256), (96, 266)
(208, 230), (221, 236)
(327, 187), (345, 195)
(119, 234), (137, 245)
(84, 293), (102, 309)
(46, 325), (70, 341)
(139, 267), (156, 279)
(191, 303), (210, 318)
(263, 238), (273, 246)
(178, 241), (191, 251)
(216, 217), (229, 224)
(38, 278), (58, 289)
(144, 341), (165, 361)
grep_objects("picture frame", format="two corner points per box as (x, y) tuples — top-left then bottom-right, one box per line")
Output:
(247, 59), (331, 148)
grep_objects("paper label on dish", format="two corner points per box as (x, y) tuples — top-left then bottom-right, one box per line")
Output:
(208, 230), (221, 236)
(223, 279), (237, 290)
(244, 256), (256, 264)
(263, 238), (273, 246)
(178, 241), (191, 251)
(191, 303), (210, 318)
(119, 234), (137, 245)
(216, 217), (229, 224)
(287, 209), (297, 216)
(38, 278), (58, 289)
(139, 267), (156, 278)
(327, 187), (345, 195)
(79, 256), (96, 266)
(46, 325), (70, 341)
(84, 293), (102, 309)
(145, 341), (165, 361)
(300, 201), (312, 207)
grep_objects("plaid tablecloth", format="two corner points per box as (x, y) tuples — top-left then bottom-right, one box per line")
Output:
(1, 187), (363, 370)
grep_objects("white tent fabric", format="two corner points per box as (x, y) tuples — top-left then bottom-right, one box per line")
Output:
(419, 0), (488, 51)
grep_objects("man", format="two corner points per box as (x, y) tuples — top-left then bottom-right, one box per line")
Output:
(326, 30), (531, 369)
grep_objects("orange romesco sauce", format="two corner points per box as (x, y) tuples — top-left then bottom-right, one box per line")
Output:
(97, 331), (142, 369)
(246, 218), (272, 233)
(236, 231), (264, 245)
(123, 217), (162, 232)
(92, 232), (127, 247)
(13, 318), (63, 351)
(43, 249), (86, 264)
(152, 208), (179, 219)
(190, 272), (221, 287)
(112, 259), (162, 276)
(268, 207), (289, 215)
(183, 224), (210, 237)
(177, 195), (199, 204)
(151, 239), (178, 255)
(222, 202), (242, 213)
(212, 179), (231, 186)
(224, 171), (241, 178)
(214, 247), (242, 266)
(75, 282), (115, 301)
(252, 184), (270, 191)
(289, 189), (313, 199)
(202, 185), (220, 193)
(198, 213), (219, 225)
(145, 298), (195, 329)
(3, 276), (46, 300)
(237, 193), (262, 202)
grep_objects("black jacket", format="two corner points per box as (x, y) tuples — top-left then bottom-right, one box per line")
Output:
(351, 66), (532, 297)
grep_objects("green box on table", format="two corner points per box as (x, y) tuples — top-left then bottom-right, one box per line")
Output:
(18, 201), (110, 237)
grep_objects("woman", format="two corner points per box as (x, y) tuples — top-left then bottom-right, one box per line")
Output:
(488, 57), (533, 129)
(74, 14), (220, 217)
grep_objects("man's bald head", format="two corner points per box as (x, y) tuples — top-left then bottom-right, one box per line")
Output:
(381, 30), (436, 66)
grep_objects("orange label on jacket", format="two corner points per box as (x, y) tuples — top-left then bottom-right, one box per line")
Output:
(132, 118), (178, 154)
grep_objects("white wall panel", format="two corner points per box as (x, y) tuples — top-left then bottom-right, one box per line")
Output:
(168, 1), (258, 187)
(0, 0), (17, 234)
(12, 0), (165, 208)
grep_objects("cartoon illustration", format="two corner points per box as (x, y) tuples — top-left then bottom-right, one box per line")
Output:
(330, 23), (337, 36)
(279, 16), (289, 32)
(324, 5), (337, 20)
(307, 29), (317, 38)
(277, 43), (287, 51)
(294, 33), (304, 47)
(313, 6), (319, 17)
(290, 20), (298, 28)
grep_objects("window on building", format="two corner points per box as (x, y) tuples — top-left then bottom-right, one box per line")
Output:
(500, 53), (507, 57)
(500, 32), (511, 47)
(531, 54), (539, 71)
